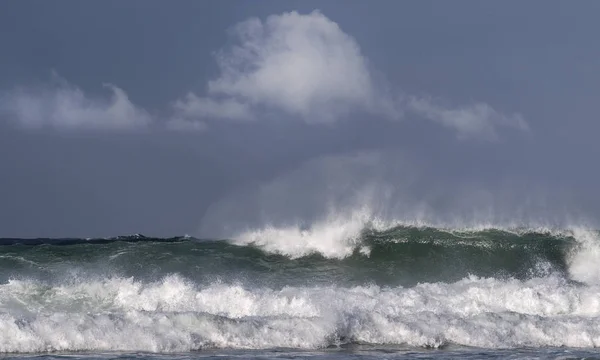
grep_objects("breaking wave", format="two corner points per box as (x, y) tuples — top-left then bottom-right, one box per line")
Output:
(2, 274), (600, 352)
(1, 218), (600, 353)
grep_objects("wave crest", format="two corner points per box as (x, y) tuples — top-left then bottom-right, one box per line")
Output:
(231, 208), (374, 259)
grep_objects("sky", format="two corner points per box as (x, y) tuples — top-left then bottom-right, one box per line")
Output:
(0, 1), (599, 237)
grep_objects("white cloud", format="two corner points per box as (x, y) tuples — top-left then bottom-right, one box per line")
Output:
(1, 80), (151, 131)
(407, 97), (529, 139)
(165, 117), (207, 132)
(173, 93), (252, 121)
(2, 12), (526, 139)
(172, 10), (527, 139)
(174, 10), (399, 124)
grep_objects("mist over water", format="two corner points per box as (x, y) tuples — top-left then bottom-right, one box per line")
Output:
(199, 151), (590, 239)
(0, 149), (595, 350)
(1, 152), (599, 355)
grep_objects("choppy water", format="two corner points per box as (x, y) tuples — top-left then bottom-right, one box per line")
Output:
(2, 221), (600, 359)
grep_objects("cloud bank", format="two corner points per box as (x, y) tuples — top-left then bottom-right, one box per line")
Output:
(408, 97), (529, 140)
(0, 10), (527, 139)
(172, 10), (398, 127)
(172, 10), (527, 138)
(0, 79), (151, 131)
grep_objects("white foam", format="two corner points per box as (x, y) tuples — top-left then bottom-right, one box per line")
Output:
(3, 274), (600, 352)
(566, 227), (600, 285)
(231, 208), (372, 259)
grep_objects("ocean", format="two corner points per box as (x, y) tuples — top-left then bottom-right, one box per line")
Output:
(2, 223), (600, 359)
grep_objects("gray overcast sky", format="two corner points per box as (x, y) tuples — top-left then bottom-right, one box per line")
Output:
(1, 1), (599, 237)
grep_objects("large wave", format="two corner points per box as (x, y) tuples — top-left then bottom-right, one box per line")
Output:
(1, 221), (598, 285)
(229, 210), (600, 284)
(2, 218), (600, 353)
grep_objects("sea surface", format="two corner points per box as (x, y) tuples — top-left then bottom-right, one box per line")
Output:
(2, 223), (600, 359)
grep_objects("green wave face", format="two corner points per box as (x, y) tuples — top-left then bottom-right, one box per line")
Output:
(0, 226), (579, 287)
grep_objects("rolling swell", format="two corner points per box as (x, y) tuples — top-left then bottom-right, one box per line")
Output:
(0, 225), (599, 352)
(0, 226), (580, 286)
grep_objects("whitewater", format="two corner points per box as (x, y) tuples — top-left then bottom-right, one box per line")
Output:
(2, 214), (600, 358)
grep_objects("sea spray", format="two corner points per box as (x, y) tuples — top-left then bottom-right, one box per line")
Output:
(1, 224), (600, 352)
